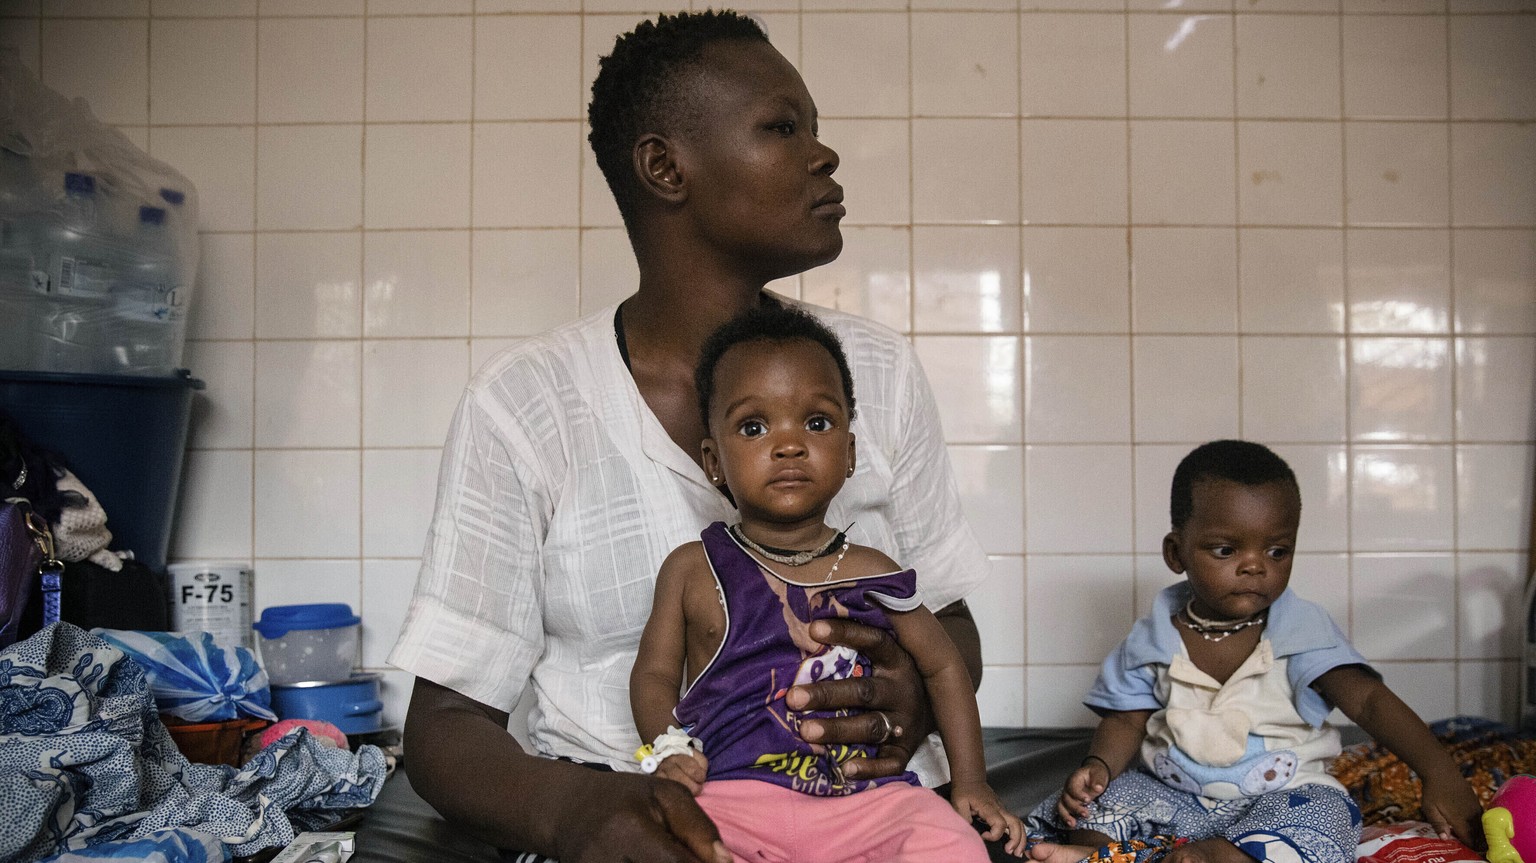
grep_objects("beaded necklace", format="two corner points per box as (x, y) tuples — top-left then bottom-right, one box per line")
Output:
(1177, 599), (1267, 643)
(728, 523), (845, 566)
(729, 523), (853, 581)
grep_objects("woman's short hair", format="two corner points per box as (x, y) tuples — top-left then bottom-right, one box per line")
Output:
(587, 10), (768, 230)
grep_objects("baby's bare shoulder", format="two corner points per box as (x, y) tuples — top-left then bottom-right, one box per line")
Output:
(844, 543), (904, 575)
(656, 541), (712, 587)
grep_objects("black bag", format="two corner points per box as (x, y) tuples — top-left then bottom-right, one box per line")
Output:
(15, 556), (170, 637)
(59, 557), (170, 632)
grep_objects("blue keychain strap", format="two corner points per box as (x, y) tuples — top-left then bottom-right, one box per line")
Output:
(39, 562), (63, 626)
(22, 505), (64, 627)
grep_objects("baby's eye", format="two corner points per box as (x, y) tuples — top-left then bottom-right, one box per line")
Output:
(1266, 546), (1292, 561)
(805, 415), (833, 432)
(1210, 545), (1234, 559)
(738, 419), (767, 438)
(770, 121), (795, 137)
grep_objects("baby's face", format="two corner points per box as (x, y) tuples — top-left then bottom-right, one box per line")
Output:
(701, 338), (854, 526)
(1164, 478), (1301, 622)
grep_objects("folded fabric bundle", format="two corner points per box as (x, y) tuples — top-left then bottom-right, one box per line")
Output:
(0, 622), (389, 863)
(94, 628), (277, 723)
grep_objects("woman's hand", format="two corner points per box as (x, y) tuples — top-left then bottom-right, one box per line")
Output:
(1056, 762), (1108, 828)
(783, 618), (931, 780)
(653, 750), (711, 797)
(950, 780), (1027, 856)
(406, 680), (729, 863)
(553, 769), (732, 863)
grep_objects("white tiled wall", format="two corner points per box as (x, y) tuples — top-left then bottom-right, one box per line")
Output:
(4, 1), (1532, 732)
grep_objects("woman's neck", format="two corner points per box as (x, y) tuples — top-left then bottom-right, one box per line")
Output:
(621, 281), (768, 367)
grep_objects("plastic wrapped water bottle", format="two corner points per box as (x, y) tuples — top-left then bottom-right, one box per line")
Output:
(1, 50), (200, 376)
(30, 172), (127, 373)
(0, 151), (44, 368)
(112, 203), (187, 374)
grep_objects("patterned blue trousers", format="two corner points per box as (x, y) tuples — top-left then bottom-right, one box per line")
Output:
(1025, 770), (1362, 863)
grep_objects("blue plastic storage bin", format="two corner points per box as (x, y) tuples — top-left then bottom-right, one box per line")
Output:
(0, 368), (202, 572)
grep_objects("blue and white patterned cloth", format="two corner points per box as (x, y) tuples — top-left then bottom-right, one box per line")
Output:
(0, 623), (389, 863)
(1025, 769), (1362, 863)
(40, 830), (227, 863)
(94, 629), (277, 724)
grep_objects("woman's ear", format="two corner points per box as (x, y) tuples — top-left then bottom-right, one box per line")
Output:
(701, 438), (722, 485)
(634, 134), (686, 204)
(845, 433), (856, 478)
(1162, 531), (1186, 574)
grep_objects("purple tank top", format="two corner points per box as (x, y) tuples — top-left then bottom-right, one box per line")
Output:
(673, 521), (922, 797)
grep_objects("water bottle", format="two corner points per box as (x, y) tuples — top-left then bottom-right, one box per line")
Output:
(0, 150), (43, 368)
(112, 203), (186, 374)
(31, 172), (122, 373)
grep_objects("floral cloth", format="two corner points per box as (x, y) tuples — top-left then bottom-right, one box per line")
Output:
(1329, 716), (1536, 826)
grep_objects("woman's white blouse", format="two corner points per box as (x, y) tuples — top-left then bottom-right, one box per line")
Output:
(389, 298), (988, 777)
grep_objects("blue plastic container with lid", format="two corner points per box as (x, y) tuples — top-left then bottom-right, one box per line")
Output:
(253, 603), (360, 686)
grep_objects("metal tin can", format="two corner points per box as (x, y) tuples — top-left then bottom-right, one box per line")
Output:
(166, 561), (254, 650)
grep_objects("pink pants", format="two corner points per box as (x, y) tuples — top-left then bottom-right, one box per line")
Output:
(696, 779), (990, 863)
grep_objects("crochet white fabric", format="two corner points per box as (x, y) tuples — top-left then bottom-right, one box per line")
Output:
(52, 470), (122, 572)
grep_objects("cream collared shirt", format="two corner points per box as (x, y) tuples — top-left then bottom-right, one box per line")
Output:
(1144, 639), (1346, 799)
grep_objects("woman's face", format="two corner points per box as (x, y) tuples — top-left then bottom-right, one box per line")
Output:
(701, 338), (855, 529)
(675, 40), (845, 281)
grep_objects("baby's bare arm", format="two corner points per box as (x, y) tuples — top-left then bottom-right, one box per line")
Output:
(630, 544), (704, 744)
(1083, 708), (1153, 780)
(1314, 666), (1484, 849)
(1057, 709), (1152, 825)
(888, 603), (1025, 853)
(885, 603), (986, 786)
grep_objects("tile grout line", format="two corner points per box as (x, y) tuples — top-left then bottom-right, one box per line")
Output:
(468, 6), (478, 383)
(1230, 8), (1243, 443)
(357, 6), (368, 596)
(248, 5), (261, 571)
(1016, 0), (1028, 724)
(1442, 4), (1462, 706)
(1337, 0), (1356, 650)
(1122, 0), (1138, 623)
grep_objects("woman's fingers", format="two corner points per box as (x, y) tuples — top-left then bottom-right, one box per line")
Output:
(564, 774), (729, 863)
(781, 618), (929, 780)
(652, 780), (732, 863)
(810, 617), (905, 663)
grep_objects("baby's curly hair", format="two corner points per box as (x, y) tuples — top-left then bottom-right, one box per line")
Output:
(587, 10), (768, 230)
(1169, 439), (1299, 530)
(695, 304), (856, 431)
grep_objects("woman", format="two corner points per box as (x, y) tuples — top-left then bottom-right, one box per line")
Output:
(390, 12), (989, 862)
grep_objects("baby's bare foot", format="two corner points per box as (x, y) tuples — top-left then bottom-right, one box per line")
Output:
(1028, 842), (1098, 863)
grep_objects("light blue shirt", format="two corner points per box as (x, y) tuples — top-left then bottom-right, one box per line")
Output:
(1086, 582), (1375, 729)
